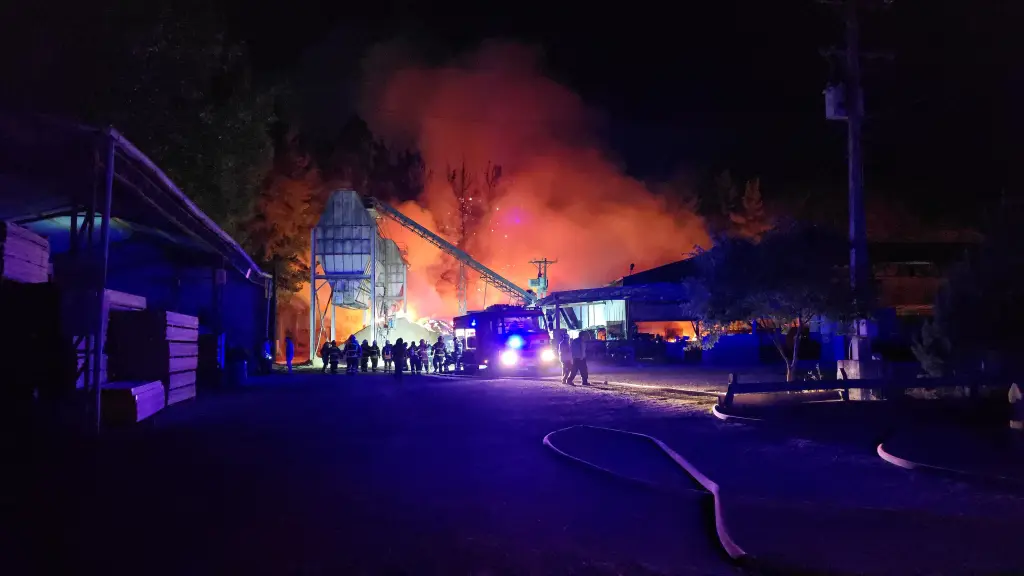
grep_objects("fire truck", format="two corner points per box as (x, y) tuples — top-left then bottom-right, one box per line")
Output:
(453, 305), (557, 374)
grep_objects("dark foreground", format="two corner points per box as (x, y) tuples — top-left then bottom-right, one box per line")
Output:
(6, 374), (734, 575)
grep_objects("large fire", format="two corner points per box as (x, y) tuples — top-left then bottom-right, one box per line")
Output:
(361, 41), (710, 319)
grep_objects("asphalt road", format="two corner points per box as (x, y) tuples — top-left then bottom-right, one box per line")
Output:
(9, 373), (736, 576)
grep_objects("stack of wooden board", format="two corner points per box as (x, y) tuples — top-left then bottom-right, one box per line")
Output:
(74, 290), (147, 390)
(0, 222), (49, 284)
(101, 380), (165, 424)
(107, 310), (199, 405)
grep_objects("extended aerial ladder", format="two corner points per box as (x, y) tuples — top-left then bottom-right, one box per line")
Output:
(366, 197), (537, 307)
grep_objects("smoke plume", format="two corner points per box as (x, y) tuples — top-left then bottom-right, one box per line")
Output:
(361, 41), (709, 319)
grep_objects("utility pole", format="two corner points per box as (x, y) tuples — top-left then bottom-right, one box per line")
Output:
(821, 0), (892, 364)
(528, 258), (557, 299)
(845, 0), (870, 361)
(447, 162), (474, 315)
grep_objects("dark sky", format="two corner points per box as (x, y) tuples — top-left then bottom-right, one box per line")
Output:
(4, 0), (1019, 227)
(217, 0), (1017, 225)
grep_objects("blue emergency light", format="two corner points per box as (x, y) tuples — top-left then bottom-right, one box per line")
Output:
(506, 334), (525, 349)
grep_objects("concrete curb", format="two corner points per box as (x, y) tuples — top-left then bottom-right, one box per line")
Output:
(877, 442), (1024, 487)
(710, 404), (762, 423)
(537, 376), (725, 398)
(601, 380), (724, 398)
(542, 425), (748, 562)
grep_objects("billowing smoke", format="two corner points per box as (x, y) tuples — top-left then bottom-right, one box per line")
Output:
(362, 41), (709, 319)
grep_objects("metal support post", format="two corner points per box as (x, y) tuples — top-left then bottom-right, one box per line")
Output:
(330, 300), (336, 346)
(309, 229), (317, 362)
(93, 131), (115, 431)
(370, 231), (377, 345)
(402, 264), (408, 315)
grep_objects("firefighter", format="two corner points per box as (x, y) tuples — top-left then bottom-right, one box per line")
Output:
(381, 340), (393, 373)
(417, 339), (430, 374)
(393, 338), (407, 380)
(431, 336), (446, 373)
(284, 335), (295, 373)
(452, 337), (463, 372)
(558, 331), (573, 384)
(567, 332), (590, 386)
(368, 340), (381, 372)
(344, 335), (360, 375)
(360, 340), (371, 372)
(319, 341), (331, 374)
(327, 340), (342, 374)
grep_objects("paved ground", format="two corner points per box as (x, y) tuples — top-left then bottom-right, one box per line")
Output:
(7, 373), (736, 576)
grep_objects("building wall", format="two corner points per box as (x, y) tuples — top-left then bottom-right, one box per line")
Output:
(87, 238), (268, 358)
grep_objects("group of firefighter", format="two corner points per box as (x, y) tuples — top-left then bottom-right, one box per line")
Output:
(557, 330), (590, 386)
(318, 335), (463, 378)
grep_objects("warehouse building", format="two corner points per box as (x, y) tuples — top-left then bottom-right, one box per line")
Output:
(0, 115), (271, 399)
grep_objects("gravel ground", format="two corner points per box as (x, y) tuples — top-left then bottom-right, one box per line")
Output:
(6, 373), (736, 576)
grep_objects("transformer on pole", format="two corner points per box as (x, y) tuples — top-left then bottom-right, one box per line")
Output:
(528, 258), (557, 300)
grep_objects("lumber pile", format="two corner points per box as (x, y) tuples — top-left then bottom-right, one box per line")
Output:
(73, 289), (147, 390)
(101, 380), (165, 424)
(0, 222), (49, 284)
(107, 310), (199, 405)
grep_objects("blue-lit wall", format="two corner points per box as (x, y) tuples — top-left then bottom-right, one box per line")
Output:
(52, 237), (268, 359)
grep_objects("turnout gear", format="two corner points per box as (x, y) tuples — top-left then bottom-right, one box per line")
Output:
(320, 342), (331, 373)
(382, 341), (394, 373)
(392, 339), (407, 380)
(344, 336), (360, 375)
(327, 341), (342, 374)
(567, 333), (589, 386)
(360, 340), (371, 372)
(558, 332), (573, 384)
(431, 337), (446, 374)
(369, 341), (381, 372)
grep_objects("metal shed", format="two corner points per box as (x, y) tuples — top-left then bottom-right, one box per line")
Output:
(0, 114), (270, 427)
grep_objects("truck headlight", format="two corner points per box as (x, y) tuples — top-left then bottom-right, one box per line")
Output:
(500, 350), (518, 366)
(540, 348), (556, 362)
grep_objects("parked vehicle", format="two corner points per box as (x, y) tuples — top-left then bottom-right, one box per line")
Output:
(453, 305), (557, 374)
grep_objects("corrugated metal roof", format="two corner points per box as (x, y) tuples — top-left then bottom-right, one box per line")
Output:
(0, 114), (266, 283)
(536, 282), (689, 307)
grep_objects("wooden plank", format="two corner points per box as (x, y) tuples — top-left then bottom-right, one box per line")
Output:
(108, 353), (198, 381)
(102, 380), (164, 397)
(105, 289), (147, 311)
(1, 256), (48, 283)
(167, 383), (196, 405)
(168, 342), (199, 358)
(169, 356), (198, 372)
(1, 237), (50, 266)
(0, 222), (48, 249)
(167, 326), (199, 342)
(108, 311), (199, 343)
(165, 311), (199, 329)
(168, 370), (196, 390)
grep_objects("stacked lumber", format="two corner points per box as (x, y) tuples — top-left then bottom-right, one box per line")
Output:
(107, 310), (199, 405)
(101, 380), (165, 424)
(0, 222), (49, 284)
(73, 290), (147, 390)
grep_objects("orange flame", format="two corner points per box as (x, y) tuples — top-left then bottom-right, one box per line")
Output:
(362, 41), (710, 319)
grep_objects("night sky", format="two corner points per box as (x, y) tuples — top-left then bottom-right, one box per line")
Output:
(4, 0), (1019, 227)
(222, 0), (1020, 225)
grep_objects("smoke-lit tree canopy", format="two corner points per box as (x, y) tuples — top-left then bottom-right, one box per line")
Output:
(684, 223), (856, 381)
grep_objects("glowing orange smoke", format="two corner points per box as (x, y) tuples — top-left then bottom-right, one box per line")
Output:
(362, 41), (709, 320)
